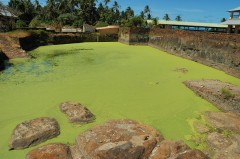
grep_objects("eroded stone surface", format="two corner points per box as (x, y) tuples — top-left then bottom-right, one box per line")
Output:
(204, 111), (240, 132)
(26, 143), (72, 159)
(25, 119), (208, 159)
(9, 117), (60, 150)
(76, 119), (163, 159)
(60, 102), (95, 124)
(205, 133), (240, 159)
(149, 140), (190, 159)
(184, 80), (240, 114)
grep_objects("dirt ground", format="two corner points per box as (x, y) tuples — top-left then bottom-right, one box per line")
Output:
(184, 80), (240, 115)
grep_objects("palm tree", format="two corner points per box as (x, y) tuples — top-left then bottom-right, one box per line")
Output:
(125, 6), (134, 19)
(104, 0), (110, 6)
(144, 5), (150, 14)
(140, 11), (144, 19)
(112, 1), (119, 11)
(163, 13), (170, 21)
(175, 15), (182, 21)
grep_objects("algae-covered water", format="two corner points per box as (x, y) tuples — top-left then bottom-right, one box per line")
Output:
(1, 42), (240, 158)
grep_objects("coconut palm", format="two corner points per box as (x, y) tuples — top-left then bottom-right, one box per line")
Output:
(163, 13), (170, 21)
(175, 15), (182, 21)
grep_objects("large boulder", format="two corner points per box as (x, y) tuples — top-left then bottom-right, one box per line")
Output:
(26, 143), (72, 159)
(60, 102), (95, 124)
(76, 119), (163, 159)
(9, 117), (60, 150)
(75, 119), (208, 159)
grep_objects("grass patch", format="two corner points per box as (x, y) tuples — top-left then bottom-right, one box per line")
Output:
(221, 88), (235, 100)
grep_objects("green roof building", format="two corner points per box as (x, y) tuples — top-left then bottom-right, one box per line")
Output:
(221, 7), (240, 33)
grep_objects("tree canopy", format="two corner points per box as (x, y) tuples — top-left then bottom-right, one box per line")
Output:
(6, 0), (159, 28)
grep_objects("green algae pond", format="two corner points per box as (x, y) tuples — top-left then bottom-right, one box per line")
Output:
(1, 42), (240, 158)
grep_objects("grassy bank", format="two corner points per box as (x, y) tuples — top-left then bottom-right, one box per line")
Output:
(0, 42), (240, 158)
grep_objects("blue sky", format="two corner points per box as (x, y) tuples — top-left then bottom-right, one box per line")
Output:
(2, 0), (240, 23)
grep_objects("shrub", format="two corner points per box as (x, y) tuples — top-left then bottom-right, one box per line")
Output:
(221, 88), (235, 100)
(72, 20), (84, 28)
(57, 13), (77, 26)
(95, 21), (108, 27)
(16, 20), (27, 28)
(29, 17), (42, 28)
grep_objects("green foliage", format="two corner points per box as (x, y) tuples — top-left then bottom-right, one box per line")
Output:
(221, 88), (235, 100)
(221, 18), (226, 22)
(27, 30), (49, 40)
(163, 13), (170, 21)
(29, 17), (42, 28)
(72, 20), (84, 28)
(57, 13), (77, 26)
(95, 21), (109, 27)
(7, 0), (159, 28)
(16, 19), (27, 28)
(129, 16), (145, 27)
(175, 15), (182, 21)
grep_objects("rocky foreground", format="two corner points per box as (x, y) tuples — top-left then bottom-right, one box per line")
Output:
(26, 119), (208, 159)
(184, 80), (240, 159)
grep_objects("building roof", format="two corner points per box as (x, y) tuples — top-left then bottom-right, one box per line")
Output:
(228, 7), (240, 12)
(0, 8), (17, 18)
(96, 25), (119, 30)
(153, 20), (228, 28)
(222, 19), (240, 25)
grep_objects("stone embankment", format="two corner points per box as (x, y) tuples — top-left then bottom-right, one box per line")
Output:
(148, 27), (240, 78)
(184, 80), (240, 158)
(119, 27), (240, 78)
(0, 34), (27, 58)
(184, 80), (240, 114)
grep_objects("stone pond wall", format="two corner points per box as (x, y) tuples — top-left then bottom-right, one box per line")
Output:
(119, 27), (149, 45)
(149, 27), (240, 77)
(20, 33), (118, 51)
(119, 26), (240, 78)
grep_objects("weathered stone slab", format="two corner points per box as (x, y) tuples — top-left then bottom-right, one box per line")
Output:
(9, 117), (60, 150)
(60, 102), (95, 124)
(76, 119), (163, 159)
(26, 143), (72, 159)
(204, 111), (240, 132)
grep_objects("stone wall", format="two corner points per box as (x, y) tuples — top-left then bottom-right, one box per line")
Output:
(119, 27), (149, 45)
(148, 26), (240, 77)
(20, 33), (118, 51)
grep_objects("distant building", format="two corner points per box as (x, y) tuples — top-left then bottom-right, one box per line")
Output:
(152, 20), (227, 32)
(83, 24), (95, 33)
(0, 7), (17, 32)
(222, 7), (240, 33)
(96, 25), (119, 35)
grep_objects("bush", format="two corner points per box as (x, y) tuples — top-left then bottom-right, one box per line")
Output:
(72, 20), (84, 28)
(29, 17), (42, 28)
(221, 88), (235, 100)
(95, 21), (108, 27)
(57, 13), (77, 26)
(16, 20), (27, 28)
